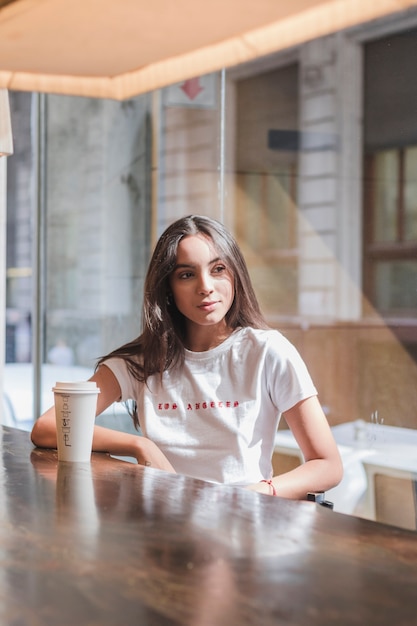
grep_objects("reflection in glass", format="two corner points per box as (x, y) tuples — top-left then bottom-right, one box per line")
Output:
(234, 64), (298, 318)
(373, 150), (398, 243)
(374, 260), (417, 312)
(404, 146), (417, 242)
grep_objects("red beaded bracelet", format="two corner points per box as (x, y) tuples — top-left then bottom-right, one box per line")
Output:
(261, 479), (277, 496)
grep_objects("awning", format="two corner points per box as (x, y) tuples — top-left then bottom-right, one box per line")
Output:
(0, 0), (416, 100)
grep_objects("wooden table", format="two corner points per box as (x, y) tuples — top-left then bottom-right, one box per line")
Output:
(1, 425), (416, 625)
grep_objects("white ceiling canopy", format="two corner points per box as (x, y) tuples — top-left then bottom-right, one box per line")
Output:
(0, 0), (416, 100)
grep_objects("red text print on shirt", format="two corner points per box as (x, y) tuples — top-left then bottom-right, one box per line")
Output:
(157, 401), (239, 411)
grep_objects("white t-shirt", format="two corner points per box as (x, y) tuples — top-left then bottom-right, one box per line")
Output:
(104, 327), (317, 485)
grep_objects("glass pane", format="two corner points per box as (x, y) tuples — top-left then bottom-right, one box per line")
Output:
(235, 171), (298, 316)
(5, 92), (33, 367)
(157, 73), (223, 233)
(42, 94), (153, 433)
(234, 64), (299, 318)
(3, 93), (34, 430)
(373, 150), (398, 242)
(374, 260), (417, 311)
(404, 146), (417, 241)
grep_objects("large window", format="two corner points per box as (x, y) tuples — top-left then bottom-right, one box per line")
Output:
(4, 92), (151, 431)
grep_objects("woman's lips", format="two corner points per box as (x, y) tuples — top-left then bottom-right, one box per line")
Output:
(198, 301), (217, 311)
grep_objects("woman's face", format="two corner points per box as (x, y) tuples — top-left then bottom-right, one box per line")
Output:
(169, 234), (234, 331)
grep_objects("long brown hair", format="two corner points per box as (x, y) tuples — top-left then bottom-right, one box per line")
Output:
(97, 215), (268, 424)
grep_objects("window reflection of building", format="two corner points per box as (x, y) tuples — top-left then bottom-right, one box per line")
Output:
(235, 65), (299, 318)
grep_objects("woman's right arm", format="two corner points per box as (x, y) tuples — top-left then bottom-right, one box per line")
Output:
(30, 364), (176, 473)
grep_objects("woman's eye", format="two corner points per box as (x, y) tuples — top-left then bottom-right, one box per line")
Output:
(178, 271), (193, 280)
(213, 264), (226, 274)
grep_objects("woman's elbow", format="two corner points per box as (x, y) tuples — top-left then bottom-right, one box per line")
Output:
(329, 453), (344, 489)
(31, 417), (57, 449)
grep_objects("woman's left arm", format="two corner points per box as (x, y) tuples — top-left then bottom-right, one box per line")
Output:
(247, 396), (343, 499)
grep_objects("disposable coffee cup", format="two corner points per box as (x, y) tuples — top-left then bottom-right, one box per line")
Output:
(53, 381), (100, 462)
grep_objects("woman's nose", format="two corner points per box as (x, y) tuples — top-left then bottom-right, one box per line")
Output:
(197, 272), (213, 294)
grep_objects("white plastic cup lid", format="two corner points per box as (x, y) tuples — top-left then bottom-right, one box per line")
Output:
(52, 381), (100, 393)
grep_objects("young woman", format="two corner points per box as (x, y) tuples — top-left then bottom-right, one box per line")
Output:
(31, 215), (343, 498)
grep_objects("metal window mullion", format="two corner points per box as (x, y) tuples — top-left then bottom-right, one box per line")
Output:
(219, 68), (226, 223)
(32, 93), (47, 422)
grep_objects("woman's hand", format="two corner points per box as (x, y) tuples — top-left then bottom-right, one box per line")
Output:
(245, 397), (343, 500)
(245, 481), (276, 496)
(31, 363), (176, 474)
(131, 436), (176, 473)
